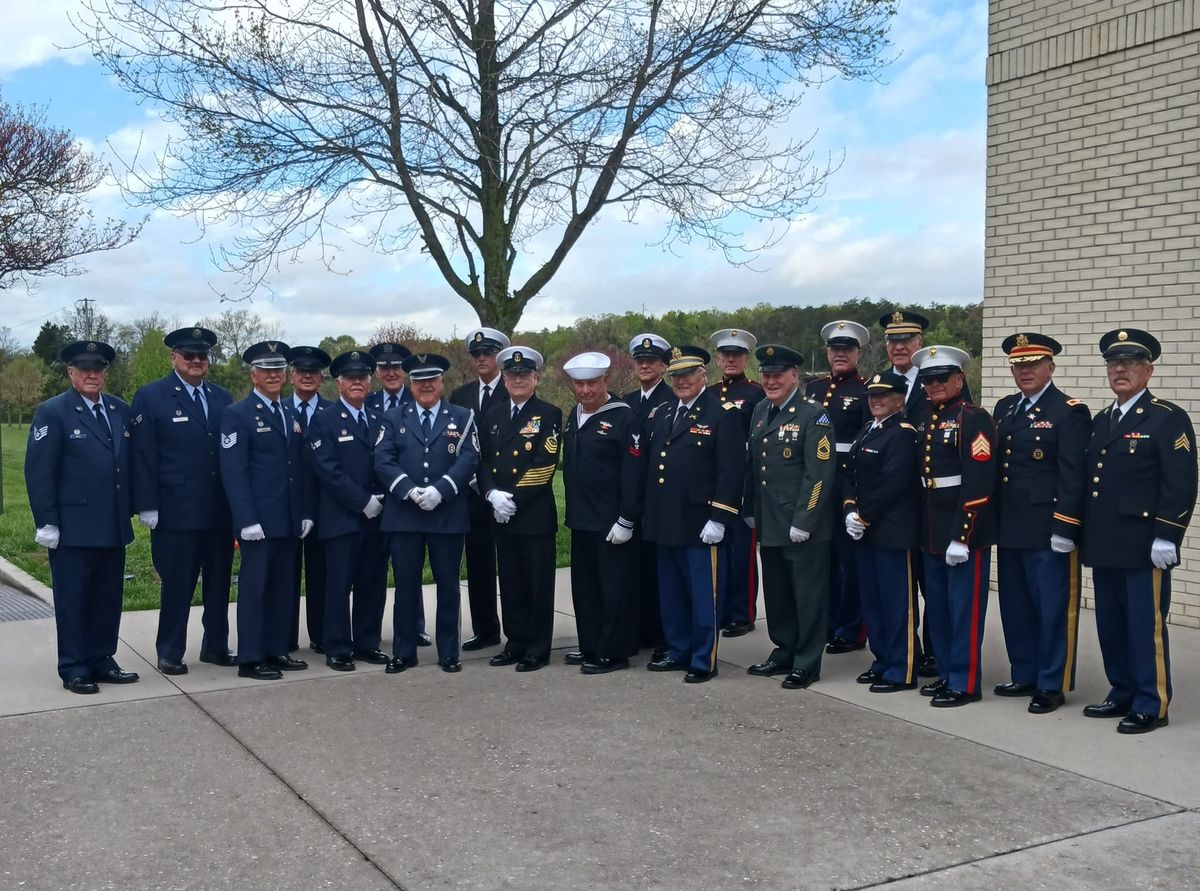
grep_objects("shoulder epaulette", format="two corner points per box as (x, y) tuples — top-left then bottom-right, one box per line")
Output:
(1150, 398), (1176, 411)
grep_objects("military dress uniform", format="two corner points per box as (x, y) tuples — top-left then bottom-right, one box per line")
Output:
(1081, 329), (1197, 732)
(842, 373), (921, 690)
(912, 346), (997, 706)
(376, 354), (480, 671)
(478, 348), (562, 670)
(305, 352), (389, 669)
(131, 334), (235, 672)
(365, 340), (414, 414)
(26, 341), (135, 690)
(993, 334), (1091, 711)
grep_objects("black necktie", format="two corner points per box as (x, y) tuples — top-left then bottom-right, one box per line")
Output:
(93, 403), (112, 441)
(481, 384), (492, 412)
(358, 411), (368, 434)
(297, 401), (309, 432)
(388, 394), (398, 412)
(1017, 397), (1031, 416)
(671, 403), (689, 436)
(512, 403), (520, 420)
(193, 388), (207, 419)
(1110, 408), (1122, 434)
(421, 409), (433, 439)
(767, 404), (780, 424)
(271, 401), (285, 436)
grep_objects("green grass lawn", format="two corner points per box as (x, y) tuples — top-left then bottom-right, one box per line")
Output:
(1, 424), (571, 611)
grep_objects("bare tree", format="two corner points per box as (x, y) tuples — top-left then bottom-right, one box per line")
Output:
(0, 96), (141, 288)
(81, 0), (894, 330)
(199, 308), (285, 361)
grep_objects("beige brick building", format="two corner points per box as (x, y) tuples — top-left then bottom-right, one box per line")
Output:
(984, 0), (1200, 625)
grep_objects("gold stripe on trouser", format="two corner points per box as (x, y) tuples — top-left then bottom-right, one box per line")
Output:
(1152, 568), (1169, 718)
(903, 551), (916, 685)
(709, 545), (720, 671)
(1060, 550), (1081, 692)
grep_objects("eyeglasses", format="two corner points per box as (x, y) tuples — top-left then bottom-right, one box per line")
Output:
(921, 371), (955, 385)
(1105, 358), (1147, 369)
(178, 351), (209, 362)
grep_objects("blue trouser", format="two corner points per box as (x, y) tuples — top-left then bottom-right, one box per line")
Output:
(152, 527), (233, 662)
(1092, 567), (1173, 718)
(827, 523), (862, 642)
(997, 547), (1081, 692)
(922, 549), (991, 695)
(658, 544), (725, 673)
(291, 532), (326, 650)
(236, 536), (298, 665)
(720, 519), (757, 626)
(390, 532), (464, 662)
(49, 545), (125, 682)
(855, 546), (918, 685)
(322, 530), (388, 659)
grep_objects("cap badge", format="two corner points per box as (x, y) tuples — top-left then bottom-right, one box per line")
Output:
(1015, 333), (1029, 347)
(193, 328), (202, 338)
(303, 347), (312, 355)
(873, 374), (881, 383)
(87, 342), (97, 352)
(383, 344), (393, 353)
(766, 346), (775, 357)
(642, 337), (652, 349)
(512, 350), (523, 363)
(891, 310), (904, 324)
(1117, 330), (1128, 341)
(730, 330), (739, 337)
(267, 341), (277, 353)
(837, 322), (846, 329)
(672, 347), (682, 359)
(351, 351), (359, 360)
(474, 332), (483, 342)
(929, 347), (938, 356)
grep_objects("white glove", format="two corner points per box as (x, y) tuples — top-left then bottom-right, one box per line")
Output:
(700, 520), (725, 545)
(1151, 538), (1179, 570)
(408, 486), (425, 503)
(789, 526), (810, 544)
(1049, 534), (1075, 554)
(845, 511), (866, 539)
(362, 495), (383, 519)
(240, 523), (265, 542)
(744, 516), (755, 529)
(487, 490), (516, 521)
(35, 525), (60, 549)
(300, 519), (314, 539)
(606, 521), (633, 545)
(945, 541), (969, 566)
(416, 487), (443, 511)
(493, 508), (512, 524)
(138, 510), (159, 530)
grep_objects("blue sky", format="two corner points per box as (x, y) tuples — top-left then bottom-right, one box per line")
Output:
(4, 1), (987, 347)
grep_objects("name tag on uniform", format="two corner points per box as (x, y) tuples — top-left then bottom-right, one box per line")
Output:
(337, 435), (354, 442)
(256, 426), (273, 434)
(172, 416), (190, 423)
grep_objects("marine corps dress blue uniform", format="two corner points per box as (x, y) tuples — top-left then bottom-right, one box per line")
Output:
(1081, 328), (1197, 733)
(993, 333), (1091, 713)
(26, 340), (137, 693)
(130, 327), (235, 674)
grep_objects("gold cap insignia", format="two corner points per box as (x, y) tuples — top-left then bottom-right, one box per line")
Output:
(672, 347), (682, 359)
(929, 347), (938, 356)
(1015, 333), (1029, 347)
(513, 350), (523, 363)
(873, 374), (881, 383)
(1118, 330), (1128, 341)
(891, 310), (904, 324)
(730, 330), (739, 337)
(837, 322), (846, 329)
(642, 337), (652, 349)
(474, 331), (483, 342)
(766, 346), (775, 357)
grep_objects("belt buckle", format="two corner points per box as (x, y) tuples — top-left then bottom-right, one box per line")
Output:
(926, 477), (936, 490)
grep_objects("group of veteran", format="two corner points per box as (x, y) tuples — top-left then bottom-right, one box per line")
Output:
(24, 316), (1197, 735)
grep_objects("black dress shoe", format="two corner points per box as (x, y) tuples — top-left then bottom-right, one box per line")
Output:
(917, 654), (939, 678)
(683, 668), (717, 684)
(267, 655), (308, 671)
(919, 678), (948, 697)
(647, 657), (687, 672)
(326, 655), (356, 672)
(238, 663), (283, 680)
(721, 622), (755, 638)
(385, 656), (417, 674)
(650, 646), (668, 661)
(63, 676), (99, 694)
(488, 650), (521, 667)
(825, 636), (864, 655)
(309, 642), (325, 655)
(563, 651), (587, 666)
(462, 635), (500, 651)
(416, 632), (433, 647)
(869, 679), (917, 693)
(930, 688), (982, 708)
(1028, 690), (1065, 714)
(781, 670), (818, 690)
(581, 657), (629, 675)
(747, 659), (791, 677)
(993, 681), (1035, 697)
(515, 656), (548, 673)
(199, 650), (238, 667)
(440, 659), (463, 673)
(353, 648), (390, 665)
(1083, 699), (1130, 719)
(95, 668), (140, 684)
(1117, 712), (1168, 734)
(157, 659), (188, 676)
(856, 669), (883, 685)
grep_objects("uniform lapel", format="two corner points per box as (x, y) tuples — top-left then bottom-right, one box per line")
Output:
(74, 392), (114, 452)
(668, 395), (705, 443)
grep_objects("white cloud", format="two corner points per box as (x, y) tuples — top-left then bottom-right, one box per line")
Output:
(2, 1), (91, 74)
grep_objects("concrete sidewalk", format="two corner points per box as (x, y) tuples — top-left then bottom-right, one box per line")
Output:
(2, 569), (1198, 889)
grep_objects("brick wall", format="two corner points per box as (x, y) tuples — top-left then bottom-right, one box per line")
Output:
(984, 0), (1200, 625)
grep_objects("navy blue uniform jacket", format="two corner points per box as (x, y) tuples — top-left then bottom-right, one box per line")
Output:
(219, 395), (308, 538)
(842, 413), (920, 550)
(477, 395), (562, 536)
(305, 401), (385, 540)
(562, 396), (645, 532)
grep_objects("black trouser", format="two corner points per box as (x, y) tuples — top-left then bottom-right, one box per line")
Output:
(50, 545), (125, 681)
(152, 527), (233, 662)
(634, 529), (664, 649)
(463, 493), (501, 638)
(322, 530), (388, 659)
(570, 530), (637, 661)
(495, 530), (556, 660)
(237, 537), (299, 665)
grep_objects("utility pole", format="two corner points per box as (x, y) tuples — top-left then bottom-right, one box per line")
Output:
(74, 297), (97, 339)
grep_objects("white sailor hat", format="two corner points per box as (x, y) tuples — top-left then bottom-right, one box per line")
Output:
(498, 346), (543, 372)
(912, 345), (971, 380)
(465, 327), (511, 353)
(563, 351), (611, 381)
(710, 328), (758, 353)
(629, 333), (671, 360)
(821, 320), (870, 348)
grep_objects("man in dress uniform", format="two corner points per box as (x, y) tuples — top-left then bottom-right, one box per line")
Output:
(449, 326), (510, 651)
(305, 350), (389, 671)
(287, 345), (333, 653)
(26, 340), (138, 694)
(220, 341), (314, 681)
(642, 346), (745, 683)
(131, 326), (235, 676)
(561, 352), (644, 674)
(993, 333), (1091, 714)
(710, 328), (765, 638)
(622, 332), (673, 656)
(478, 347), (562, 672)
(745, 345), (838, 690)
(806, 320), (871, 655)
(376, 353), (480, 674)
(366, 342), (413, 412)
(911, 345), (997, 707)
(1081, 328), (1197, 734)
